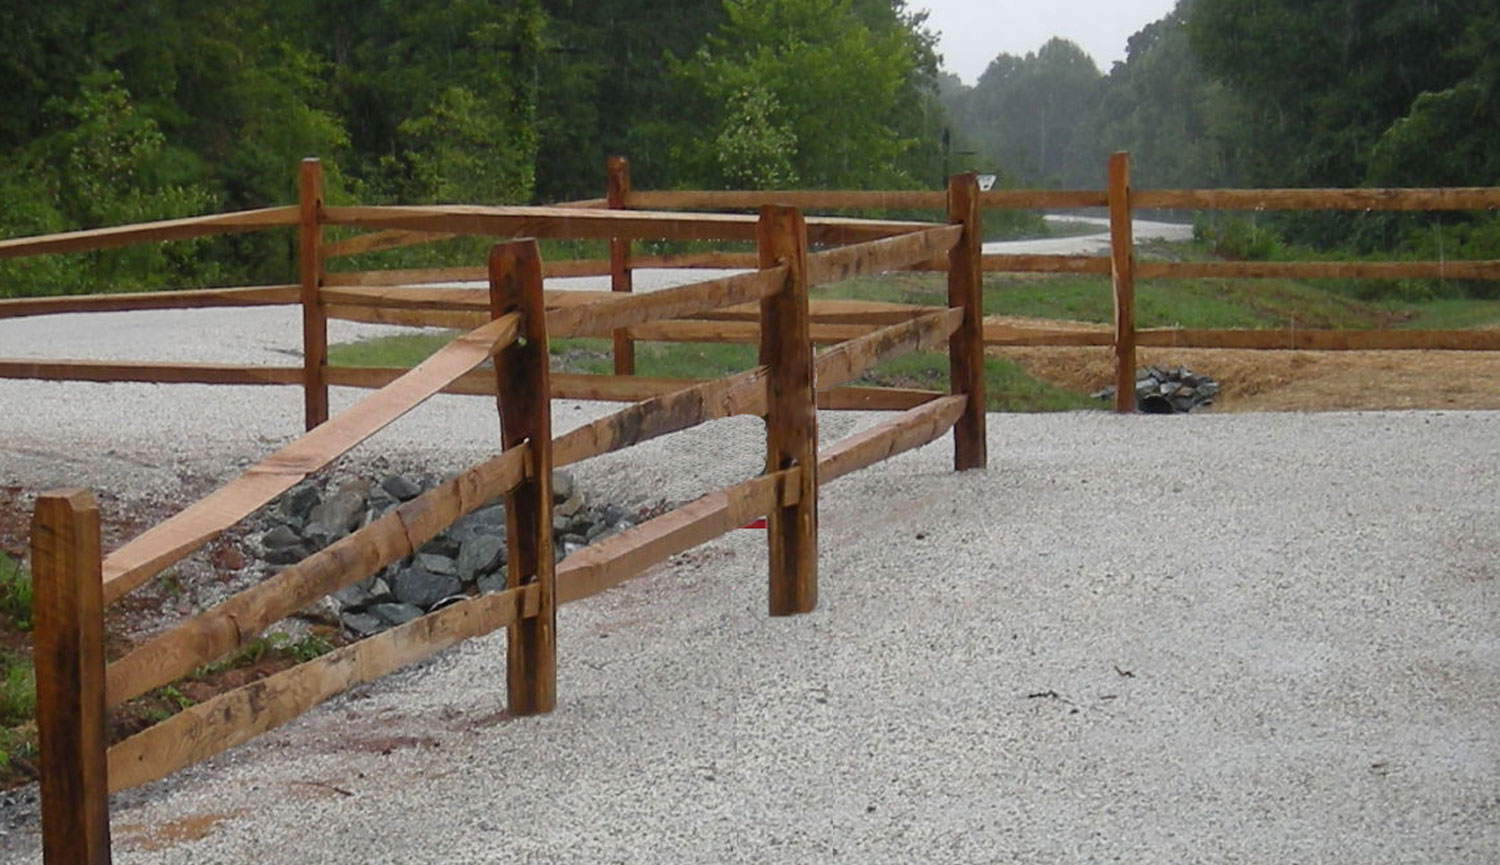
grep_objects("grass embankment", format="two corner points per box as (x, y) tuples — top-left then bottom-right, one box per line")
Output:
(330, 333), (1098, 413)
(328, 239), (1500, 411)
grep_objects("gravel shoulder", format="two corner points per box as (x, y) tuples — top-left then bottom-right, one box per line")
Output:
(1, 252), (1497, 862)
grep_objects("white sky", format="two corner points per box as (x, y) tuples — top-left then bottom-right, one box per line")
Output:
(914, 0), (1181, 84)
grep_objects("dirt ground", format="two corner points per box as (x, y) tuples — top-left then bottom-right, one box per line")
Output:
(986, 315), (1500, 412)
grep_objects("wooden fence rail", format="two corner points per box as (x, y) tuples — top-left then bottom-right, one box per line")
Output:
(25, 194), (989, 862)
(14, 153), (1499, 862)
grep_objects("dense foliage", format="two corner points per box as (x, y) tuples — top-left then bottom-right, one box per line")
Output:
(2, 0), (1495, 299)
(0, 0), (944, 295)
(940, 0), (1498, 292)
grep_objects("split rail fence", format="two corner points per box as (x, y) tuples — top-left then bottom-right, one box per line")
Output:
(3, 153), (1498, 862)
(8, 163), (985, 865)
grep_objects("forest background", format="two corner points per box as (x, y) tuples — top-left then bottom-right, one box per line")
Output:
(0, 0), (1495, 297)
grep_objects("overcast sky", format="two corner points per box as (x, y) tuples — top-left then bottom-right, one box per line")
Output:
(914, 0), (1181, 84)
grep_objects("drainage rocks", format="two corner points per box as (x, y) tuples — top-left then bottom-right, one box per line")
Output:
(250, 469), (636, 637)
(1093, 365), (1220, 413)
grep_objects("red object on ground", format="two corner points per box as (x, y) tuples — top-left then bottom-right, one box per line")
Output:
(740, 517), (767, 529)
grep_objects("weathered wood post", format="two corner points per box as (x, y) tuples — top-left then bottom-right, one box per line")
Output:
(489, 240), (557, 714)
(1108, 152), (1137, 413)
(946, 173), (987, 470)
(299, 158), (328, 430)
(606, 156), (635, 376)
(756, 205), (818, 616)
(32, 489), (112, 865)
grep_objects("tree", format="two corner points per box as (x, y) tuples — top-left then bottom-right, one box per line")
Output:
(943, 38), (1103, 186)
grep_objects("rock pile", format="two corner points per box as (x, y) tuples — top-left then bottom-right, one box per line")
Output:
(253, 470), (635, 637)
(1093, 365), (1220, 413)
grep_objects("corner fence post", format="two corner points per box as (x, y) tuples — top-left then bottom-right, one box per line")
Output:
(606, 156), (635, 376)
(1108, 152), (1137, 413)
(947, 173), (988, 470)
(489, 240), (557, 714)
(32, 490), (112, 865)
(299, 158), (328, 430)
(756, 205), (818, 616)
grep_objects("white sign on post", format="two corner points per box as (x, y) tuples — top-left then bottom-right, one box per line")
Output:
(977, 174), (997, 192)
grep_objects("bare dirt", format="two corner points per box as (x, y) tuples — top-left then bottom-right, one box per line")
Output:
(985, 315), (1500, 412)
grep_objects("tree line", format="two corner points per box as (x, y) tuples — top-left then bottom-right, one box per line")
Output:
(941, 0), (1498, 282)
(0, 0), (1495, 296)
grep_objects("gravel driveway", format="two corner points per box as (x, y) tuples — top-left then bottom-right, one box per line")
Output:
(0, 236), (1496, 862)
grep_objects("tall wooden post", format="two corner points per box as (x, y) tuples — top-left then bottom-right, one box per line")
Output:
(947, 173), (987, 470)
(32, 490), (112, 865)
(756, 206), (818, 616)
(1108, 152), (1137, 413)
(489, 240), (556, 714)
(299, 158), (328, 430)
(606, 156), (635, 376)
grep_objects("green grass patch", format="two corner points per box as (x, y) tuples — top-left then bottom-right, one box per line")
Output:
(1380, 298), (1500, 330)
(0, 553), (30, 630)
(328, 324), (1095, 412)
(861, 352), (1098, 412)
(815, 267), (1500, 332)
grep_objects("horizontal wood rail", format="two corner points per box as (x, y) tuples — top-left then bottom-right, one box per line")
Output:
(105, 387), (968, 794)
(99, 311), (523, 605)
(326, 365), (935, 410)
(626, 189), (947, 211)
(623, 188), (1114, 212)
(545, 267), (787, 338)
(108, 581), (542, 792)
(806, 224), (962, 285)
(981, 254), (1111, 275)
(1136, 259), (1500, 281)
(0, 207), (299, 261)
(324, 228), (457, 258)
(814, 308), (964, 390)
(1133, 187), (1500, 211)
(0, 360), (303, 386)
(104, 444), (531, 706)
(322, 204), (930, 245)
(0, 285), (299, 319)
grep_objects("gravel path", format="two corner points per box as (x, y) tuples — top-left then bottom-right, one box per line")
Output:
(1, 240), (1497, 862)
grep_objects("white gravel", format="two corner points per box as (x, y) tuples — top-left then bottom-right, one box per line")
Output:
(1, 245), (1497, 863)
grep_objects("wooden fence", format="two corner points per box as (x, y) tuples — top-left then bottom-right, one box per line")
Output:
(12, 168), (984, 863)
(5, 154), (1499, 861)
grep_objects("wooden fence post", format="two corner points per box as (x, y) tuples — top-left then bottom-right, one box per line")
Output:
(756, 206), (818, 616)
(489, 240), (556, 714)
(299, 158), (328, 430)
(32, 490), (111, 865)
(607, 156), (635, 376)
(946, 173), (988, 470)
(1108, 152), (1137, 413)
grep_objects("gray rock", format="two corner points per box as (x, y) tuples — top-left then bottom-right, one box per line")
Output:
(415, 552), (458, 576)
(420, 533), (463, 559)
(263, 524), (302, 550)
(281, 482), (321, 522)
(552, 470), (575, 503)
(304, 480), (371, 547)
(369, 602), (424, 626)
(331, 576), (391, 611)
(381, 474), (424, 502)
(555, 494), (585, 518)
(552, 513), (572, 534)
(341, 611), (384, 637)
(457, 534), (505, 580)
(392, 567), (464, 610)
(476, 571), (506, 594)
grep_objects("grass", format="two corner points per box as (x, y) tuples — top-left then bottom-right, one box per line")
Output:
(0, 553), (32, 774)
(0, 552), (30, 630)
(815, 269), (1500, 332)
(330, 327), (1096, 412)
